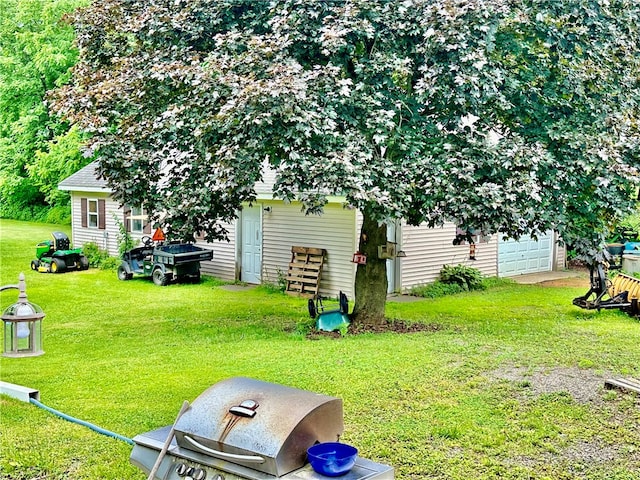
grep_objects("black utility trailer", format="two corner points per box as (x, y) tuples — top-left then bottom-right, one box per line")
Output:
(118, 236), (213, 286)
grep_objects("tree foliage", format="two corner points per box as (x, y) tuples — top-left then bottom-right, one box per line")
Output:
(0, 0), (88, 221)
(52, 0), (640, 323)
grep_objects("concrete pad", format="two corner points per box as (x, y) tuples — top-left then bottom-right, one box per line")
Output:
(386, 293), (425, 303)
(219, 284), (257, 291)
(508, 270), (586, 285)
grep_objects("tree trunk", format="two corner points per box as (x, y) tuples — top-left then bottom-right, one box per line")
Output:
(351, 209), (388, 325)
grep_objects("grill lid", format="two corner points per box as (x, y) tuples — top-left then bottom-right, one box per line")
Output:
(174, 377), (344, 477)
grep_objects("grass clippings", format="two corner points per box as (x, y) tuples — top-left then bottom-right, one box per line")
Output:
(348, 318), (445, 334)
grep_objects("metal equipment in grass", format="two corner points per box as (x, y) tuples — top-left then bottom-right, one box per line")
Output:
(308, 291), (350, 332)
(604, 377), (640, 395)
(129, 377), (394, 479)
(0, 273), (44, 357)
(30, 231), (89, 273)
(573, 246), (640, 317)
(117, 229), (213, 286)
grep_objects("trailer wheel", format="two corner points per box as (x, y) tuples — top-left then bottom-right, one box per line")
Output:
(31, 260), (40, 271)
(51, 258), (66, 273)
(152, 268), (170, 286)
(117, 265), (132, 281)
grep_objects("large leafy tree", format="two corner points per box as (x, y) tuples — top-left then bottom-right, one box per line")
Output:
(0, 0), (88, 220)
(52, 0), (640, 324)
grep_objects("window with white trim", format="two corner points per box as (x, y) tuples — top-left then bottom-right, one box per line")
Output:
(81, 198), (105, 230)
(88, 199), (99, 228)
(129, 206), (147, 233)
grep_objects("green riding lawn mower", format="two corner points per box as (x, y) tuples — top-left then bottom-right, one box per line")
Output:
(30, 231), (89, 273)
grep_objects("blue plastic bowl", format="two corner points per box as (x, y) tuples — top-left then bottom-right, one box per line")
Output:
(307, 442), (358, 477)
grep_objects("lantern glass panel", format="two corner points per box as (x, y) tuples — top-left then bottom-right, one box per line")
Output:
(2, 302), (44, 357)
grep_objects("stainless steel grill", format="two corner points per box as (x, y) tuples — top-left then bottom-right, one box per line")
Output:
(130, 377), (394, 480)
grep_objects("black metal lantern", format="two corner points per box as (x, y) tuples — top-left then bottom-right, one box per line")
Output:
(1, 273), (44, 357)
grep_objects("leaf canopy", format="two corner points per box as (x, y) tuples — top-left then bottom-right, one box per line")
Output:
(52, 0), (640, 259)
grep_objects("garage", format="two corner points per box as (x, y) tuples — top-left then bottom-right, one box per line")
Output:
(498, 232), (553, 277)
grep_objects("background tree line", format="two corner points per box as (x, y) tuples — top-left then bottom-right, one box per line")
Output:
(0, 0), (89, 223)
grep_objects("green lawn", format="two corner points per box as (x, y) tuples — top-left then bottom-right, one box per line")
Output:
(1, 219), (639, 480)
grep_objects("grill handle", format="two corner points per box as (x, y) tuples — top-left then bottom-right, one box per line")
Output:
(182, 435), (266, 464)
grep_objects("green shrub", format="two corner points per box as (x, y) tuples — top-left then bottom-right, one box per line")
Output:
(0, 203), (49, 222)
(410, 275), (512, 299)
(608, 213), (640, 243)
(114, 215), (135, 256)
(410, 281), (465, 298)
(44, 205), (71, 225)
(439, 264), (485, 291)
(100, 256), (120, 270)
(82, 242), (112, 268)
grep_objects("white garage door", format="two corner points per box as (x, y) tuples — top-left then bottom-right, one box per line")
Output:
(498, 232), (553, 277)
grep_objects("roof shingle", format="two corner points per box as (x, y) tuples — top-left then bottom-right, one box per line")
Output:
(58, 161), (111, 193)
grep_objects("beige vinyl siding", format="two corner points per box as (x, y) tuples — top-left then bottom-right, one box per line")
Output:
(261, 201), (357, 298)
(554, 238), (566, 271)
(255, 162), (277, 196)
(70, 192), (124, 256)
(197, 221), (236, 281)
(400, 222), (498, 291)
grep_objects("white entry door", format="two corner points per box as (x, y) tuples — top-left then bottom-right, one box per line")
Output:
(241, 205), (262, 284)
